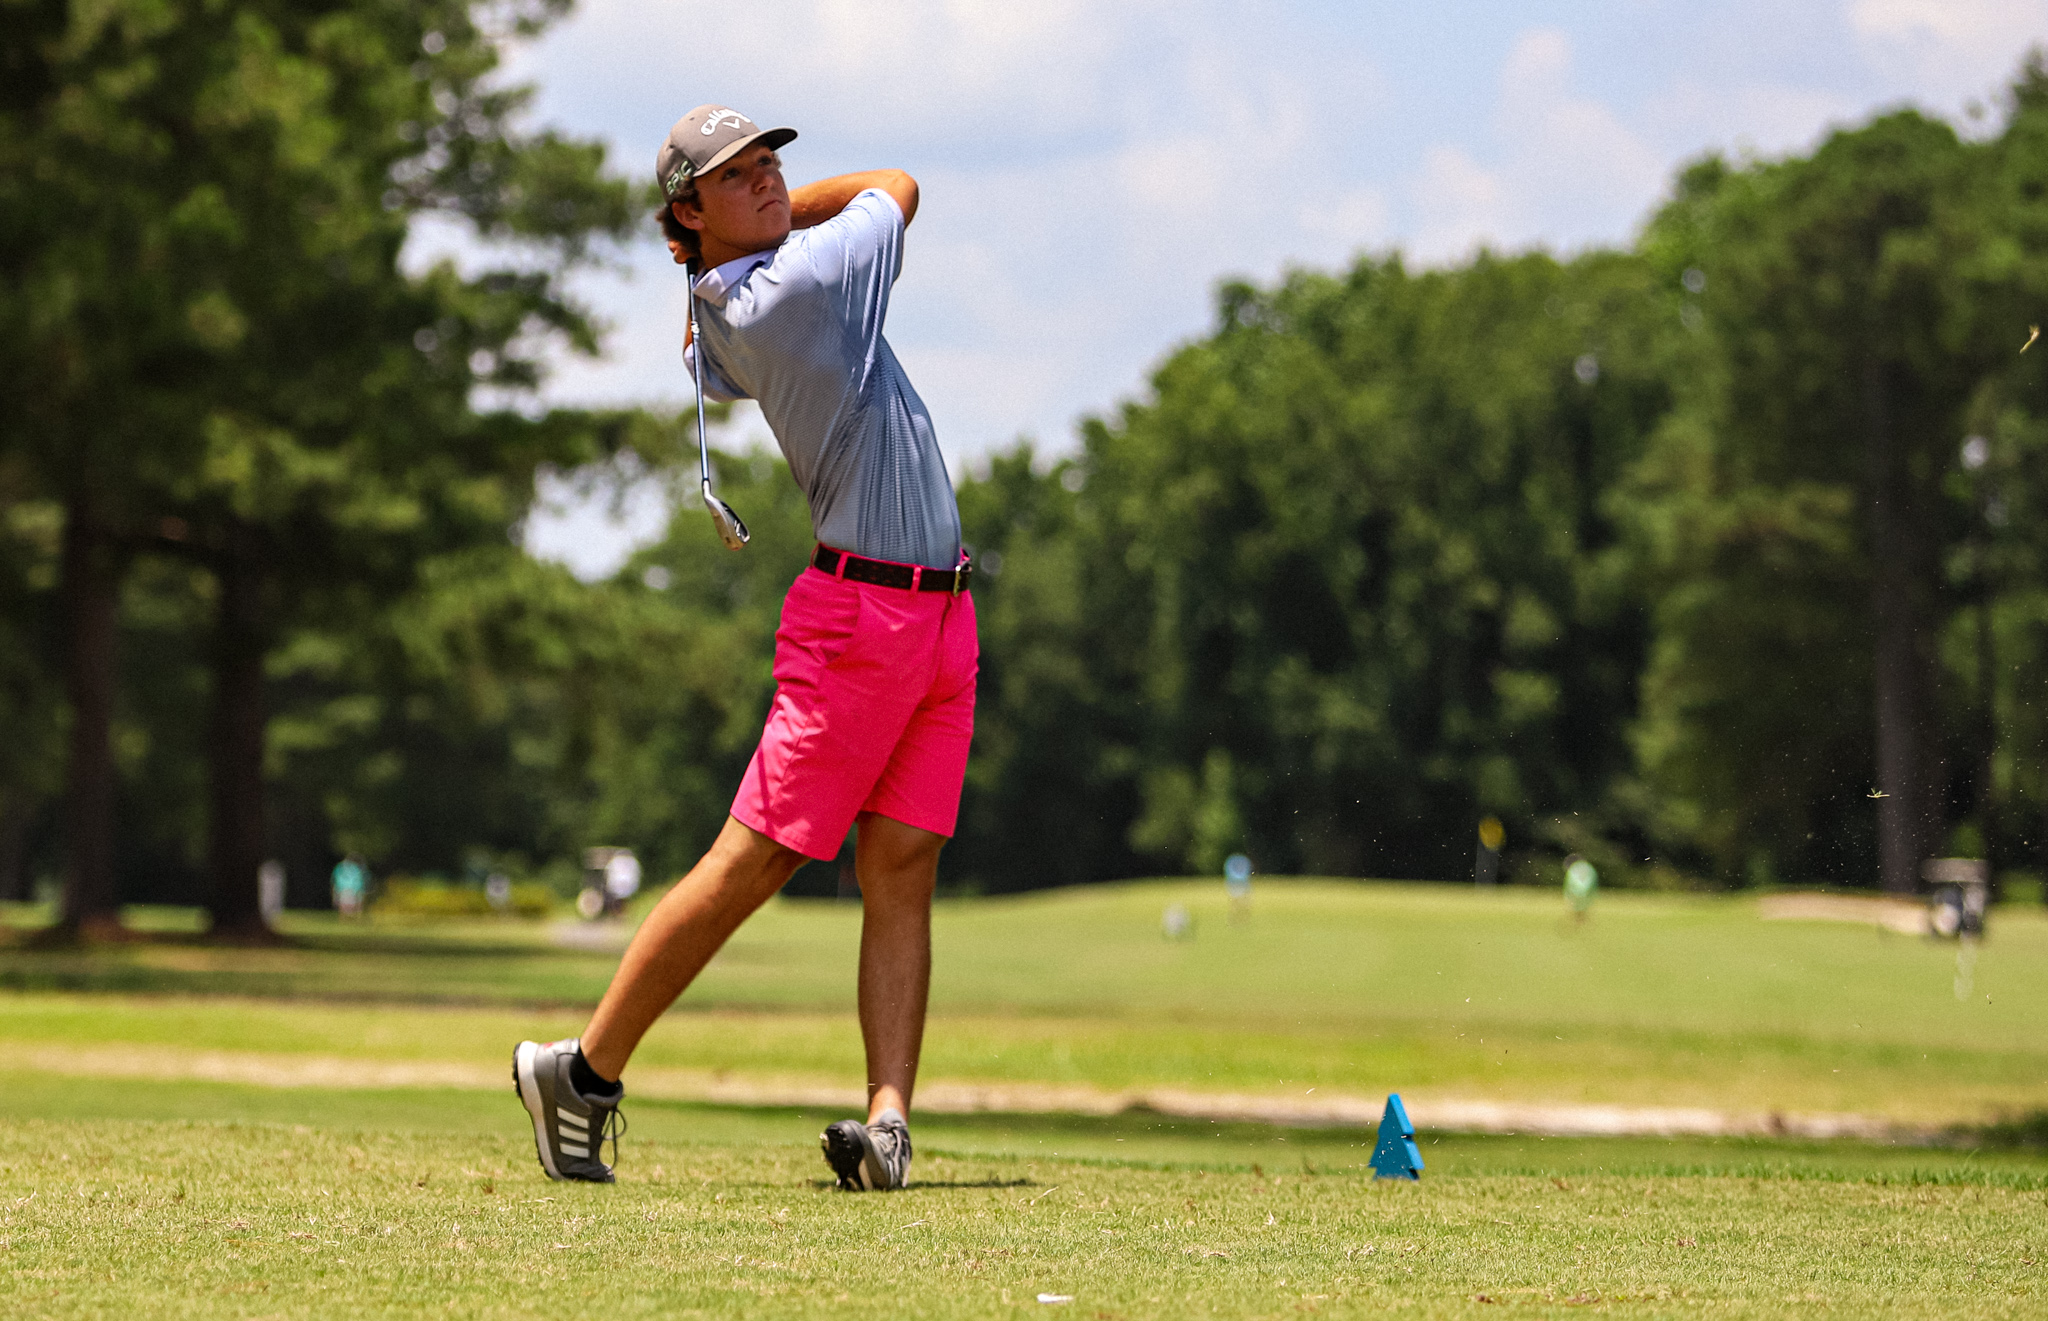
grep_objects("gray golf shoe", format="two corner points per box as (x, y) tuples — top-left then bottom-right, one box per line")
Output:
(820, 1108), (912, 1190)
(513, 1038), (624, 1183)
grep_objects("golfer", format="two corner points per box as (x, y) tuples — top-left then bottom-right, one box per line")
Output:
(513, 105), (974, 1192)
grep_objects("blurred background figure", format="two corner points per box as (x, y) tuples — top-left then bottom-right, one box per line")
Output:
(1224, 852), (1252, 924)
(1161, 901), (1193, 941)
(1475, 817), (1504, 886)
(604, 850), (641, 912)
(1564, 854), (1599, 924)
(1923, 858), (1988, 941)
(330, 856), (367, 919)
(580, 846), (641, 919)
(258, 861), (286, 923)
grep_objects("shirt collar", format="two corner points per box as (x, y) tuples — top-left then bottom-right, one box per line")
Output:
(692, 249), (774, 307)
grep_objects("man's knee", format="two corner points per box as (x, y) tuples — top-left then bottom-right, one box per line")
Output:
(855, 814), (943, 899)
(858, 814), (943, 866)
(713, 816), (810, 891)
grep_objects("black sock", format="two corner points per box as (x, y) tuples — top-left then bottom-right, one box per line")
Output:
(569, 1047), (621, 1099)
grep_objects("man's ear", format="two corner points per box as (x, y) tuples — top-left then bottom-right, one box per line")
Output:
(670, 199), (704, 233)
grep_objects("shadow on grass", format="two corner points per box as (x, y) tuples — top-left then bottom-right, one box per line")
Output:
(1970, 1110), (2048, 1149)
(0, 912), (621, 1004)
(630, 1095), (1348, 1149)
(0, 922), (565, 959)
(802, 1179), (1042, 1191)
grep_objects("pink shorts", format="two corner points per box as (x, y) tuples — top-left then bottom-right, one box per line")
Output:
(732, 563), (979, 859)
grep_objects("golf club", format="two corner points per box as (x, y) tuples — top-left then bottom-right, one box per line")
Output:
(688, 261), (749, 550)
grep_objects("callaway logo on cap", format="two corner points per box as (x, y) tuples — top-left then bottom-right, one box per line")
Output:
(657, 105), (798, 199)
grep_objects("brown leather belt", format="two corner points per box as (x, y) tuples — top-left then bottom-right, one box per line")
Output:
(814, 544), (971, 594)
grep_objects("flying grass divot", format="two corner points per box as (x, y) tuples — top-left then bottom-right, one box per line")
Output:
(1369, 1092), (1423, 1180)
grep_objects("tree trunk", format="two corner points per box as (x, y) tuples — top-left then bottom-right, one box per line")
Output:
(1975, 568), (1996, 889)
(0, 790), (31, 903)
(1863, 360), (1944, 894)
(205, 524), (273, 940)
(57, 499), (122, 936)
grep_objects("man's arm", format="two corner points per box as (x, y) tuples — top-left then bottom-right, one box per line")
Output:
(789, 169), (918, 228)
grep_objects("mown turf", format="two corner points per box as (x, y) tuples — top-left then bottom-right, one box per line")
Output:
(4, 1105), (2044, 1320)
(11, 1076), (2048, 1187)
(7, 873), (2047, 1321)
(6, 881), (2046, 1123)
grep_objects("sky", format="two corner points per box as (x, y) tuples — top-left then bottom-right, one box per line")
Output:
(493, 0), (2048, 576)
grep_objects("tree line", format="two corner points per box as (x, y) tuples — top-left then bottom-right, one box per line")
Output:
(4, 4), (2047, 934)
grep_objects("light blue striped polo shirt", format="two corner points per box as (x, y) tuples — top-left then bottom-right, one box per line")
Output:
(684, 190), (961, 570)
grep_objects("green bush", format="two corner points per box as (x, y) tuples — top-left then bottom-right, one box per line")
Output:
(369, 877), (552, 920)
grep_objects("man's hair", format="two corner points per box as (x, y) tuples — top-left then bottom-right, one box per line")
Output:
(659, 191), (698, 260)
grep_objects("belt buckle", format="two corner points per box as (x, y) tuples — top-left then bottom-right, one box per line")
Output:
(951, 565), (965, 596)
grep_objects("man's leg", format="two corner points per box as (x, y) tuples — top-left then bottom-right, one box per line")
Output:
(579, 815), (808, 1080)
(852, 811), (944, 1121)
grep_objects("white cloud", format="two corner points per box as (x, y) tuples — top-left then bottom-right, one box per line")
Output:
(897, 344), (1076, 451)
(1407, 28), (1664, 261)
(776, 0), (1135, 121)
(504, 0), (1174, 167)
(497, 0), (1364, 465)
(536, 254), (692, 413)
(1849, 0), (2044, 52)
(1501, 26), (1574, 102)
(1644, 80), (1862, 162)
(1410, 145), (1505, 261)
(1300, 186), (1393, 251)
(523, 461), (676, 581)
(488, 1), (2048, 576)
(1846, 0), (2048, 104)
(1498, 30), (1666, 233)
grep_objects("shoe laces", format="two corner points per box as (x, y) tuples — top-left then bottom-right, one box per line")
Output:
(871, 1117), (910, 1168)
(596, 1104), (628, 1168)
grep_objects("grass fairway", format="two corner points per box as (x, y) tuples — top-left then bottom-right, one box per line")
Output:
(6, 881), (2046, 1123)
(5, 883), (2047, 1315)
(4, 1084), (2045, 1320)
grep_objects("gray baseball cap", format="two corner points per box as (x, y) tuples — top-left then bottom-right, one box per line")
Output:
(657, 105), (797, 199)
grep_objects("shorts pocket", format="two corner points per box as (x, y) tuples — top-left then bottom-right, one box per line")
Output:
(775, 572), (865, 676)
(931, 592), (980, 702)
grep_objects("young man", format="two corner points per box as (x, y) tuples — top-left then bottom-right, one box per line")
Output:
(513, 105), (975, 1193)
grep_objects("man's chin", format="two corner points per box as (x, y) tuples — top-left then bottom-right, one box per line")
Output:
(709, 222), (793, 263)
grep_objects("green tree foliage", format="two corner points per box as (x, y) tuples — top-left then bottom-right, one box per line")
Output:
(1965, 59), (2048, 880)
(949, 446), (1123, 890)
(953, 251), (1675, 888)
(590, 449), (822, 879)
(268, 443), (811, 892)
(1627, 66), (2048, 890)
(11, 26), (2048, 913)
(1, 0), (639, 933)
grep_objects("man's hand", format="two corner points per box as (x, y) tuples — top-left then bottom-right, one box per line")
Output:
(671, 238), (695, 349)
(789, 170), (918, 229)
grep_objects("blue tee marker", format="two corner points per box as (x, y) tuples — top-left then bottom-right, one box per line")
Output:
(1370, 1093), (1424, 1180)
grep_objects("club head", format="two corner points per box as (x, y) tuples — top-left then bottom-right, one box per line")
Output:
(703, 480), (750, 550)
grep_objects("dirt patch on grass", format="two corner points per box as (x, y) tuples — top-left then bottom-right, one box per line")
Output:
(1758, 893), (1928, 935)
(26, 1043), (1941, 1142)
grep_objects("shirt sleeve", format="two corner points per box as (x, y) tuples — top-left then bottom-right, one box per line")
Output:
(796, 189), (905, 351)
(682, 339), (746, 403)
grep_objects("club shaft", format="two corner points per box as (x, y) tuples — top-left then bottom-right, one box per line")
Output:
(689, 272), (712, 485)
